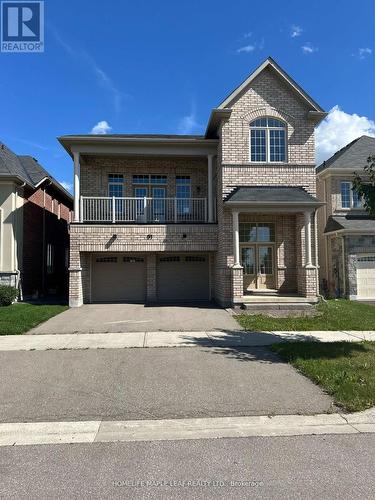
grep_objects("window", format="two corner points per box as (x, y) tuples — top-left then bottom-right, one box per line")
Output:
(133, 174), (167, 186)
(159, 256), (180, 262)
(46, 244), (54, 274)
(108, 174), (124, 197)
(240, 223), (275, 243)
(176, 176), (191, 215)
(250, 118), (286, 163)
(357, 255), (375, 262)
(340, 181), (362, 209)
(96, 256), (117, 263)
(123, 257), (144, 263)
(176, 176), (191, 198)
(185, 256), (206, 262)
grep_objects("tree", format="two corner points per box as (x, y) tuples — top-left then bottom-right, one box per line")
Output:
(353, 155), (375, 216)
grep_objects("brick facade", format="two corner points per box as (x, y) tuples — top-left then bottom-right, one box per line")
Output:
(81, 156), (208, 198)
(68, 61), (321, 307)
(22, 186), (72, 298)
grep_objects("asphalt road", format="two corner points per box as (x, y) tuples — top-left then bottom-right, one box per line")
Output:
(0, 347), (333, 422)
(1, 434), (374, 499)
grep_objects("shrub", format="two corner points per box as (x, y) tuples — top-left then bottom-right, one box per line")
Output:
(0, 285), (18, 306)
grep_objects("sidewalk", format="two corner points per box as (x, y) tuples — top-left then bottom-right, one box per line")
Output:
(0, 329), (374, 351)
(1, 408), (374, 446)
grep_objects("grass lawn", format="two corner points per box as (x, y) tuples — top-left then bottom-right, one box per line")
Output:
(0, 303), (68, 335)
(236, 299), (375, 331)
(273, 341), (375, 412)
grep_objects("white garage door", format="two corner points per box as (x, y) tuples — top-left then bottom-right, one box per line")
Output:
(157, 254), (209, 302)
(92, 254), (146, 302)
(356, 254), (375, 299)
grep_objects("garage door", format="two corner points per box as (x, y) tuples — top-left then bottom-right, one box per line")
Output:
(92, 254), (146, 302)
(157, 254), (209, 302)
(356, 254), (375, 299)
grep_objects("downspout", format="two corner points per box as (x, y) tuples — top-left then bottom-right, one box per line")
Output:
(17, 182), (26, 300)
(341, 236), (346, 298)
(323, 177), (329, 285)
(314, 209), (321, 298)
(41, 188), (46, 296)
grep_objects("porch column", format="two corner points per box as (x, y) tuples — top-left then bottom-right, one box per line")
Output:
(73, 152), (80, 223)
(232, 210), (241, 267)
(207, 154), (214, 223)
(304, 210), (313, 268)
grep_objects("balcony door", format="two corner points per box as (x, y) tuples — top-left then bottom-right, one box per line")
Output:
(134, 186), (166, 222)
(151, 187), (166, 221)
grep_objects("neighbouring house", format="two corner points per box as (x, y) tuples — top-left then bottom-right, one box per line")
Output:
(317, 135), (375, 300)
(59, 57), (326, 308)
(0, 142), (74, 299)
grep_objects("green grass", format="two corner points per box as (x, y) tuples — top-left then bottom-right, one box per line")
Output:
(236, 299), (375, 331)
(0, 303), (68, 335)
(273, 341), (375, 412)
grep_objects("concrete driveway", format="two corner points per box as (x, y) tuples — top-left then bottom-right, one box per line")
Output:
(28, 303), (241, 334)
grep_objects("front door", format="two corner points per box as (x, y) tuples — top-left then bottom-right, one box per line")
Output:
(241, 244), (275, 291)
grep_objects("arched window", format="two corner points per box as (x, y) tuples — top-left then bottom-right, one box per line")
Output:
(250, 117), (286, 163)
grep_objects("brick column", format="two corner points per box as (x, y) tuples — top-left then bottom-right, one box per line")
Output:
(69, 268), (83, 307)
(146, 254), (157, 302)
(231, 265), (243, 304)
(69, 248), (83, 307)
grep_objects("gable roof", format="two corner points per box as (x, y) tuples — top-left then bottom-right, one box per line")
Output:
(218, 57), (325, 112)
(0, 141), (73, 202)
(316, 135), (375, 174)
(205, 57), (326, 138)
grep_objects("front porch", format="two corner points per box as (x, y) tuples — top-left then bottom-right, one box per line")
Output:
(225, 186), (324, 305)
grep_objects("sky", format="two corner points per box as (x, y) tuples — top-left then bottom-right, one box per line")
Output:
(1, 0), (375, 192)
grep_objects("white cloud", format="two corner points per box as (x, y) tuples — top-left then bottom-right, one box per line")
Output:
(301, 43), (318, 54)
(315, 105), (375, 165)
(243, 32), (252, 39)
(178, 102), (201, 134)
(60, 181), (73, 192)
(357, 47), (372, 59)
(291, 25), (303, 38)
(90, 120), (112, 135)
(237, 38), (264, 54)
(178, 113), (200, 135)
(237, 44), (255, 53)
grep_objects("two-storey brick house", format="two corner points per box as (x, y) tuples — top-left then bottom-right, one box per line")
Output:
(317, 135), (375, 300)
(60, 57), (326, 308)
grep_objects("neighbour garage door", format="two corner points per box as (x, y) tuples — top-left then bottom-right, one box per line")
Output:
(157, 254), (209, 302)
(92, 254), (146, 302)
(356, 254), (375, 299)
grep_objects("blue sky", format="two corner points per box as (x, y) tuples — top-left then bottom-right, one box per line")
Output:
(1, 0), (375, 191)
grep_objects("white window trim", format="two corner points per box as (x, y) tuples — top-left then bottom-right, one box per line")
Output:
(108, 173), (124, 197)
(249, 119), (288, 164)
(340, 181), (363, 210)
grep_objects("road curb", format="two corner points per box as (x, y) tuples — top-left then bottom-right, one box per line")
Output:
(1, 411), (374, 446)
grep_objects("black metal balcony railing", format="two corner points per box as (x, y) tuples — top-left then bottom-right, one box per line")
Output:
(80, 196), (209, 223)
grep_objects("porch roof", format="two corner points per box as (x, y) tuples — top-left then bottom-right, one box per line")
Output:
(324, 215), (375, 235)
(224, 186), (323, 209)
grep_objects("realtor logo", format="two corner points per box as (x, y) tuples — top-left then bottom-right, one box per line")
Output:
(1, 1), (44, 52)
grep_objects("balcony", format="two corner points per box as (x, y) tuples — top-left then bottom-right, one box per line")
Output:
(80, 196), (212, 223)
